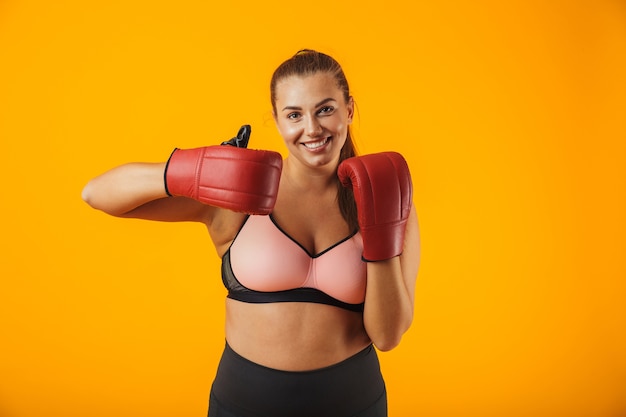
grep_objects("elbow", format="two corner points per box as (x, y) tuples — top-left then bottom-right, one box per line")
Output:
(372, 335), (402, 352)
(81, 179), (122, 216)
(370, 316), (413, 352)
(81, 181), (96, 208)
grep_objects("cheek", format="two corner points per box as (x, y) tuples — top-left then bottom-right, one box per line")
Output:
(277, 121), (302, 142)
(332, 118), (348, 135)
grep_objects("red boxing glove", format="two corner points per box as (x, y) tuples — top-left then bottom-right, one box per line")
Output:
(164, 125), (282, 215)
(338, 152), (412, 261)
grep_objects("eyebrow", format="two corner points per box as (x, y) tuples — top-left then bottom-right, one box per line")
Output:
(281, 97), (337, 112)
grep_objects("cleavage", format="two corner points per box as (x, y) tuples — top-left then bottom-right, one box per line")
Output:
(269, 214), (351, 257)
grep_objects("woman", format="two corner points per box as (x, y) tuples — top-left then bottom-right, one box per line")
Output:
(82, 50), (420, 417)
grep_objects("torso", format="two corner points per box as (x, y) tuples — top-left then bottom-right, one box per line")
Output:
(207, 169), (371, 371)
(224, 300), (370, 371)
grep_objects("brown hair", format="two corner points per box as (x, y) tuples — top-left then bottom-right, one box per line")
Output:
(270, 49), (359, 231)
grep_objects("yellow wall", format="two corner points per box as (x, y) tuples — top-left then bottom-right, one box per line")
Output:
(1, 1), (625, 416)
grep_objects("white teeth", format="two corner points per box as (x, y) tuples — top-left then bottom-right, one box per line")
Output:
(303, 138), (329, 149)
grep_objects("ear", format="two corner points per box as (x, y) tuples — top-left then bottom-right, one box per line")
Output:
(347, 96), (355, 124)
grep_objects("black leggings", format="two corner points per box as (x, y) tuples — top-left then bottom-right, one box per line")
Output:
(208, 343), (387, 417)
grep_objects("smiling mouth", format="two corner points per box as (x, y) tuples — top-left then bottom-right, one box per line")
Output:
(302, 137), (330, 150)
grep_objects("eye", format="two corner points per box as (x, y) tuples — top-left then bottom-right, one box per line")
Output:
(287, 112), (301, 120)
(318, 106), (335, 115)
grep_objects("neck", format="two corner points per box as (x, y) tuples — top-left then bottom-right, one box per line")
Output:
(283, 157), (339, 193)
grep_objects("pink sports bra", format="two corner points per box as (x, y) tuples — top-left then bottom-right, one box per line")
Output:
(221, 215), (367, 312)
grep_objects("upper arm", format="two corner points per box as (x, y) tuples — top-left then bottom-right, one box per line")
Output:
(122, 197), (247, 258)
(120, 196), (215, 223)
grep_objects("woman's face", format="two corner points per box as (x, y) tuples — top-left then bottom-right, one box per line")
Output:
(273, 72), (354, 170)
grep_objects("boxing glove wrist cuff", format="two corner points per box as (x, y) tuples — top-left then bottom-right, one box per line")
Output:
(163, 148), (179, 197)
(360, 220), (407, 262)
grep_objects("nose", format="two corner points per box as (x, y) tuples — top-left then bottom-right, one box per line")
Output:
(305, 117), (323, 137)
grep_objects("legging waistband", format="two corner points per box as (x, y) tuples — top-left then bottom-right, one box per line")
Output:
(210, 342), (386, 417)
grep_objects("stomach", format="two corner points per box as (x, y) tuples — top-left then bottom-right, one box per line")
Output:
(224, 298), (372, 371)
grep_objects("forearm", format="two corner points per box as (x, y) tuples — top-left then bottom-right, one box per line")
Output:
(363, 257), (414, 351)
(82, 162), (168, 216)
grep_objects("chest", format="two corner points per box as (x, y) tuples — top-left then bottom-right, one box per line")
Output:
(228, 215), (367, 305)
(272, 192), (351, 256)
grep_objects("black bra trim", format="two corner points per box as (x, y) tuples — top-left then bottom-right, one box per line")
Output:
(268, 214), (359, 258)
(226, 288), (364, 313)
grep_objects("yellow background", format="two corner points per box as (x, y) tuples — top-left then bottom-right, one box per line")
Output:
(1, 1), (625, 416)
